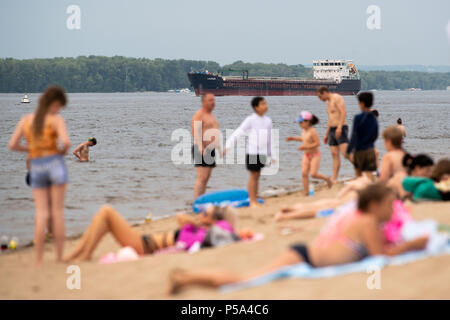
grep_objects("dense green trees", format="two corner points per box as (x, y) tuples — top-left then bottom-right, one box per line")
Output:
(359, 71), (449, 90)
(0, 56), (448, 92)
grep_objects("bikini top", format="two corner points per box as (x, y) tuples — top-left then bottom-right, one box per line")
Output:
(23, 115), (59, 159)
(314, 209), (368, 259)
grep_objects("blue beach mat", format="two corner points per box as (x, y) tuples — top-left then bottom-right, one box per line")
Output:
(193, 189), (264, 213)
(220, 243), (450, 294)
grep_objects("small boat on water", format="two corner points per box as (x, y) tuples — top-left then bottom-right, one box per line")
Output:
(21, 94), (30, 104)
(168, 88), (192, 94)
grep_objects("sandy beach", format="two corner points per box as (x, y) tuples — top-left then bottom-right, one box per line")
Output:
(1, 183), (449, 300)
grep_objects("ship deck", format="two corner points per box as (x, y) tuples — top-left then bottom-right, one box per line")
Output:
(221, 76), (358, 82)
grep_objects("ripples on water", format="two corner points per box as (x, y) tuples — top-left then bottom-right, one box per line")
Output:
(1, 91), (449, 244)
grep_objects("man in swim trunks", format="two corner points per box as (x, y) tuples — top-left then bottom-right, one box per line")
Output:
(73, 137), (97, 162)
(317, 87), (351, 183)
(191, 93), (220, 199)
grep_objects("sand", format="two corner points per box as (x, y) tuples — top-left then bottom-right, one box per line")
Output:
(1, 183), (449, 300)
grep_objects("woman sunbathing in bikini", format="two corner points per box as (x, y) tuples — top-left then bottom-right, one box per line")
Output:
(168, 183), (428, 294)
(64, 205), (237, 262)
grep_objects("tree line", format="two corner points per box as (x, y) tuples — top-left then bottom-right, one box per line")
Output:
(0, 56), (448, 92)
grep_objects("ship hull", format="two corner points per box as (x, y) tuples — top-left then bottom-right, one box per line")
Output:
(188, 73), (360, 96)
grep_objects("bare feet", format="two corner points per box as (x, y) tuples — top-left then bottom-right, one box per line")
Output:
(326, 178), (333, 189)
(249, 202), (262, 208)
(273, 207), (294, 222)
(167, 268), (186, 295)
(273, 212), (285, 222)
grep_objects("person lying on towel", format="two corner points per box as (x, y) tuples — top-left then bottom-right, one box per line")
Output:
(64, 205), (238, 262)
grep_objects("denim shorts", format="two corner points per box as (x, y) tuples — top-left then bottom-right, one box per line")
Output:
(30, 154), (68, 188)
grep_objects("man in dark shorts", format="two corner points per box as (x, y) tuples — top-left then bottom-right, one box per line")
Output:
(317, 87), (351, 183)
(192, 144), (216, 167)
(347, 91), (378, 178)
(191, 93), (219, 199)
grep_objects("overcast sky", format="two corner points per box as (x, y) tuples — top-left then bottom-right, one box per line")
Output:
(1, 0), (449, 65)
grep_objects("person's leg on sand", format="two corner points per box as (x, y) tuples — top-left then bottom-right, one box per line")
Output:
(50, 184), (66, 262)
(309, 153), (332, 188)
(65, 205), (144, 261)
(168, 249), (302, 294)
(32, 188), (51, 267)
(274, 207), (317, 221)
(194, 166), (212, 199)
(248, 170), (261, 207)
(302, 155), (311, 196)
(274, 197), (343, 221)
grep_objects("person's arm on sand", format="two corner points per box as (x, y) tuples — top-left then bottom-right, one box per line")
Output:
(335, 96), (346, 139)
(55, 115), (71, 155)
(176, 213), (198, 227)
(8, 116), (29, 153)
(362, 218), (428, 256)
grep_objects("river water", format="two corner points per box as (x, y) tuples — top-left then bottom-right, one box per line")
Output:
(1, 90), (449, 245)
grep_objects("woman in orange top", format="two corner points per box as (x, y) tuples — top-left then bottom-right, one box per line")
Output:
(9, 86), (71, 267)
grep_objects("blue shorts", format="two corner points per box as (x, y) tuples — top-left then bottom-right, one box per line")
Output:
(30, 154), (68, 189)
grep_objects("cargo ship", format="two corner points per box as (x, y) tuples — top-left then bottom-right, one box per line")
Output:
(187, 59), (361, 96)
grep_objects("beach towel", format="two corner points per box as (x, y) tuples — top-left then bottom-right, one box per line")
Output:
(220, 220), (449, 293)
(99, 246), (140, 264)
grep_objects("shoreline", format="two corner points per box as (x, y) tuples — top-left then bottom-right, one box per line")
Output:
(1, 183), (449, 299)
(5, 180), (341, 251)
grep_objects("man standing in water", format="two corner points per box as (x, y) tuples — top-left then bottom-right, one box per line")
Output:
(73, 137), (97, 162)
(191, 93), (219, 199)
(317, 87), (351, 183)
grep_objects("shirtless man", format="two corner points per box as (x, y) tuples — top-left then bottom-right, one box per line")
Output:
(191, 94), (220, 199)
(73, 137), (97, 162)
(317, 87), (350, 183)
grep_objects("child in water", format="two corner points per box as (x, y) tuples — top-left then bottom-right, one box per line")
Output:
(286, 111), (332, 196)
